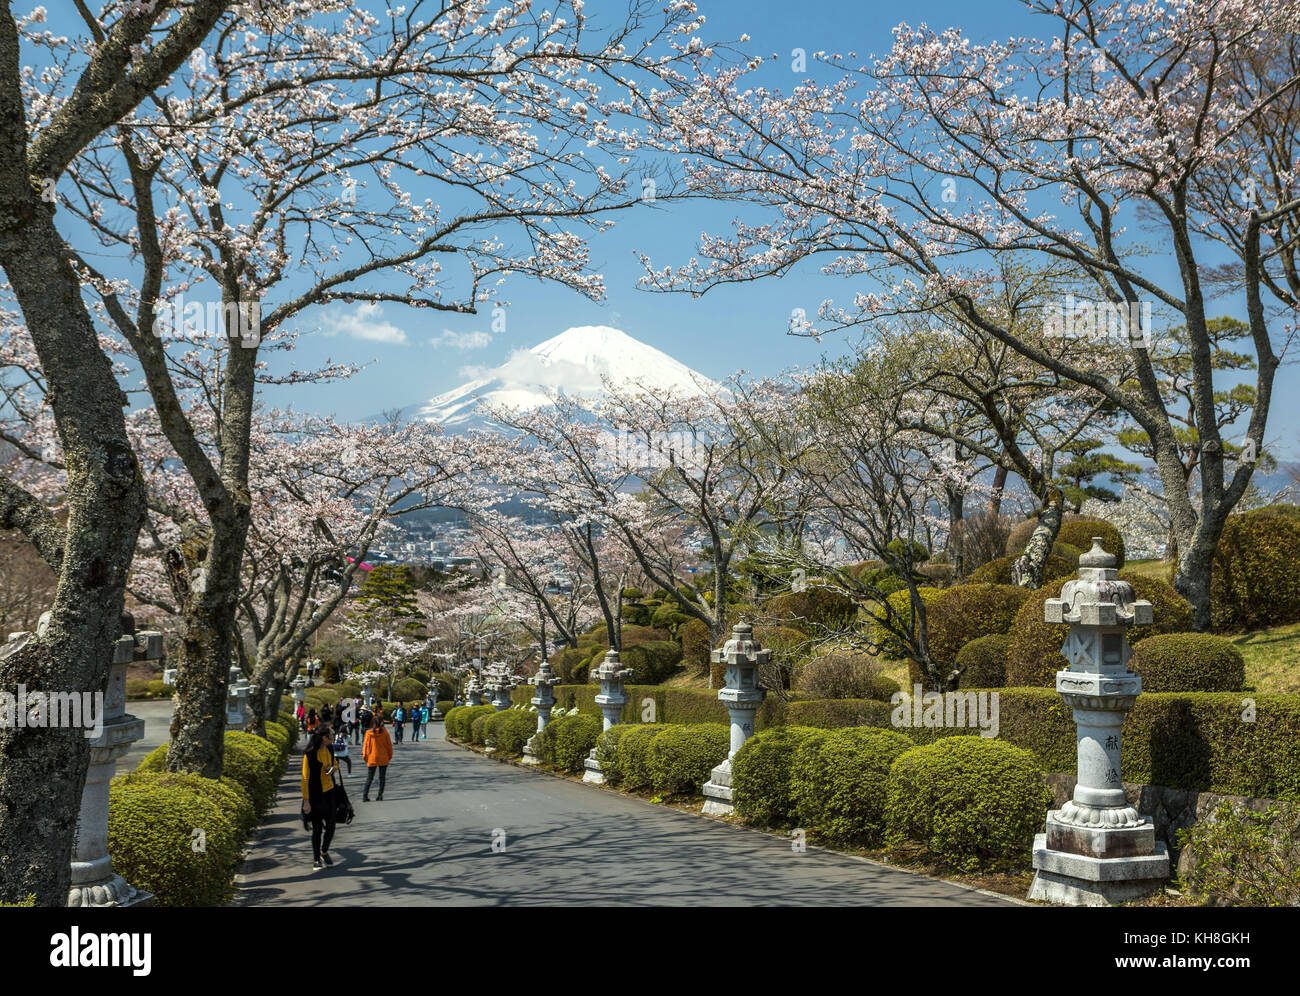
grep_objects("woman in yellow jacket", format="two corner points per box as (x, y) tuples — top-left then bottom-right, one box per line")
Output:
(362, 713), (394, 802)
(302, 725), (338, 869)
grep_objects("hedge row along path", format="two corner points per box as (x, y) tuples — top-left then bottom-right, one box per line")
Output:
(232, 727), (1016, 907)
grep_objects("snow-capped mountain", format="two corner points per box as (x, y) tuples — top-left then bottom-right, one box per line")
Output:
(413, 325), (715, 430)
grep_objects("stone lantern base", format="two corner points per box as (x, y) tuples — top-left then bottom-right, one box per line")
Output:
(581, 750), (605, 784)
(521, 733), (544, 766)
(1028, 813), (1170, 906)
(701, 759), (736, 816)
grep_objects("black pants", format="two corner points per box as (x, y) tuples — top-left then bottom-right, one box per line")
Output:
(364, 765), (387, 798)
(337, 754), (352, 774)
(351, 722), (361, 745)
(309, 801), (336, 860)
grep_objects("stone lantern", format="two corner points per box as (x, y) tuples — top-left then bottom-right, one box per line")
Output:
(226, 664), (252, 732)
(291, 673), (309, 708)
(465, 673), (485, 707)
(486, 663), (513, 712)
(582, 649), (634, 784)
(1027, 538), (1171, 905)
(523, 656), (560, 766)
(702, 623), (769, 816)
(67, 612), (162, 906)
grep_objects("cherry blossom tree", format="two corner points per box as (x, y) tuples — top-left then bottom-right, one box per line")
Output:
(640, 0), (1300, 629)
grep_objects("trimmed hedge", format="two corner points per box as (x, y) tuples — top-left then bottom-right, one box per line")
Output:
(680, 618), (712, 672)
(954, 633), (1012, 689)
(470, 712), (493, 746)
(790, 727), (914, 845)
(616, 724), (665, 790)
(873, 587), (942, 658)
(969, 552), (1078, 586)
(549, 714), (602, 773)
(886, 737), (1051, 871)
(1130, 633), (1246, 692)
(732, 725), (823, 827)
(647, 724), (730, 796)
(445, 704), (494, 741)
(794, 650), (898, 701)
(484, 709), (537, 754)
(786, 698), (892, 729)
(619, 639), (684, 685)
(389, 677), (428, 703)
(763, 586), (858, 632)
(1210, 509), (1300, 631)
(593, 723), (640, 786)
(1004, 571), (1193, 687)
(223, 731), (281, 816)
(108, 772), (245, 907)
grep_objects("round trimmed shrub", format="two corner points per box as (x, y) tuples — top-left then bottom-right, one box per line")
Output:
(763, 586), (858, 632)
(794, 649), (894, 700)
(924, 583), (1032, 671)
(550, 714), (602, 773)
(1210, 509), (1300, 631)
(485, 709), (537, 754)
(137, 743), (168, 773)
(969, 552), (1078, 586)
(1006, 514), (1125, 567)
(442, 705), (466, 739)
(223, 731), (281, 815)
(616, 724), (665, 789)
(790, 727), (915, 845)
(680, 618), (712, 671)
(470, 712), (492, 745)
(732, 726), (823, 828)
(620, 640), (684, 685)
(872, 587), (941, 658)
(1130, 633), (1246, 692)
(108, 772), (245, 906)
(647, 723), (730, 796)
(389, 677), (428, 703)
(954, 633), (1012, 689)
(1004, 571), (1194, 687)
(593, 723), (639, 786)
(785, 698), (893, 729)
(886, 737), (1051, 871)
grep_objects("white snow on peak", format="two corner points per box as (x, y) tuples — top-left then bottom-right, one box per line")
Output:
(414, 325), (715, 429)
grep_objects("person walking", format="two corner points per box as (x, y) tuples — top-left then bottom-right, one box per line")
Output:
(362, 714), (393, 802)
(305, 708), (319, 735)
(410, 702), (421, 743)
(356, 700), (372, 744)
(332, 724), (352, 775)
(301, 723), (338, 869)
(392, 703), (405, 746)
(341, 698), (357, 745)
(295, 700), (306, 732)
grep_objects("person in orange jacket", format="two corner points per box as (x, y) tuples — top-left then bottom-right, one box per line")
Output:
(362, 713), (394, 802)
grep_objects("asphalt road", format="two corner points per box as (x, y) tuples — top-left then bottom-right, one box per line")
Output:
(232, 725), (1018, 907)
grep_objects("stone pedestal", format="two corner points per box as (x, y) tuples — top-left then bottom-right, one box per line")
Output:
(523, 658), (559, 766)
(69, 623), (163, 907)
(465, 675), (485, 707)
(225, 665), (251, 732)
(1027, 539), (1170, 905)
(583, 650), (632, 784)
(702, 624), (769, 816)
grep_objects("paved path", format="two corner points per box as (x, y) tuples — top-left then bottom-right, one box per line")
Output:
(121, 700), (176, 770)
(233, 726), (1016, 907)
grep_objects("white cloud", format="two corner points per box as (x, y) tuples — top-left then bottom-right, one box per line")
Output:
(322, 302), (407, 344)
(432, 328), (492, 350)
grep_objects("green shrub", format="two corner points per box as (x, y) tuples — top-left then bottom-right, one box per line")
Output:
(145, 679), (170, 699)
(647, 723), (730, 796)
(617, 724), (666, 789)
(872, 587), (941, 658)
(550, 714), (603, 773)
(1210, 509), (1300, 632)
(1004, 571), (1193, 687)
(886, 737), (1051, 871)
(126, 677), (150, 699)
(485, 710), (537, 754)
(389, 677), (428, 703)
(108, 772), (245, 906)
(1130, 633), (1245, 692)
(442, 705), (466, 739)
(650, 603), (691, 632)
(763, 586), (858, 632)
(619, 640), (685, 684)
(470, 712), (493, 745)
(137, 743), (168, 773)
(785, 698), (893, 729)
(1006, 514), (1125, 567)
(436, 699), (453, 716)
(790, 727), (914, 845)
(446, 705), (493, 741)
(732, 726), (824, 828)
(924, 584), (1031, 672)
(1177, 800), (1300, 906)
(680, 618), (712, 671)
(794, 650), (893, 700)
(223, 731), (282, 815)
(552, 647), (589, 684)
(969, 552), (1078, 586)
(593, 723), (640, 785)
(954, 634), (1012, 689)
(263, 721), (292, 763)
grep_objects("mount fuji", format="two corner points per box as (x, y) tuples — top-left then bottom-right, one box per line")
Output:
(411, 325), (716, 430)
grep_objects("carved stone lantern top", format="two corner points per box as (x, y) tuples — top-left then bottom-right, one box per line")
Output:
(711, 622), (771, 670)
(1045, 538), (1152, 631)
(590, 648), (634, 684)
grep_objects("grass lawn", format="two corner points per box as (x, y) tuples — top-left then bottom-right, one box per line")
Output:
(1228, 621), (1300, 695)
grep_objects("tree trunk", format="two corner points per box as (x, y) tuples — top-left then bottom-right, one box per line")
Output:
(987, 465), (1009, 516)
(1171, 512), (1224, 632)
(945, 483), (964, 546)
(1012, 489), (1065, 589)
(0, 213), (146, 906)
